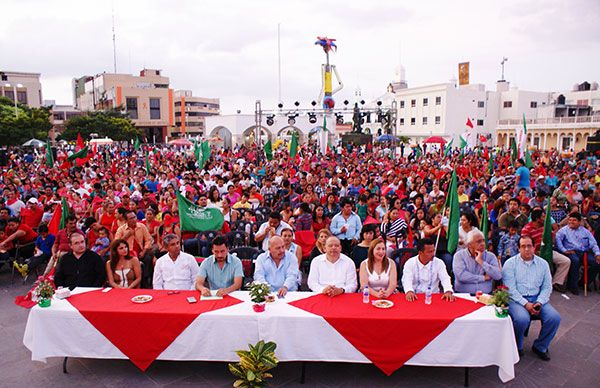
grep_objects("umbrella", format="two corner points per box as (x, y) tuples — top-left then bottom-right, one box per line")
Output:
(22, 139), (45, 147)
(377, 134), (398, 142)
(169, 138), (193, 146)
(89, 137), (113, 145)
(423, 136), (447, 144)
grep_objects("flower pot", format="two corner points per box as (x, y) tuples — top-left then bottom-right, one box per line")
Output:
(494, 305), (509, 318)
(252, 303), (266, 313)
(38, 298), (51, 308)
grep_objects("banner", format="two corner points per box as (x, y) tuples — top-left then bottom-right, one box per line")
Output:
(176, 191), (224, 232)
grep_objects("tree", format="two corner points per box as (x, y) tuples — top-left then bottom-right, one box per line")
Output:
(62, 108), (143, 141)
(0, 96), (52, 145)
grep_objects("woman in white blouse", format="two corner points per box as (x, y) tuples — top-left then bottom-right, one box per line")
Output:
(359, 238), (397, 298)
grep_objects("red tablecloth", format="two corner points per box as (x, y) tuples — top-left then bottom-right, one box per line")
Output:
(68, 289), (242, 370)
(289, 293), (483, 375)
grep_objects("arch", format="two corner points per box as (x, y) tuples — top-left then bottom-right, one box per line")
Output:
(209, 126), (233, 149)
(242, 126), (272, 147)
(277, 126), (306, 143)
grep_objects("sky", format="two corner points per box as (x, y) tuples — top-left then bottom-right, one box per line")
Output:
(2, 0), (599, 114)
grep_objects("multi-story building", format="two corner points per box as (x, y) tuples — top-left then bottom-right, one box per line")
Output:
(74, 69), (174, 142)
(172, 90), (220, 137)
(48, 104), (84, 132)
(0, 70), (43, 108)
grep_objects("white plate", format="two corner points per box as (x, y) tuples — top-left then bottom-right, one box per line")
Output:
(372, 299), (394, 309)
(131, 295), (153, 304)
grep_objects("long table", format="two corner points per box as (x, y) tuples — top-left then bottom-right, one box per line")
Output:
(23, 288), (518, 383)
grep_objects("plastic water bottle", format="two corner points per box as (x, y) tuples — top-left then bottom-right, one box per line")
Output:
(425, 287), (432, 305)
(362, 286), (370, 303)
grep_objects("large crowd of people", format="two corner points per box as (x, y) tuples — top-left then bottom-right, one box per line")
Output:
(1, 139), (600, 360)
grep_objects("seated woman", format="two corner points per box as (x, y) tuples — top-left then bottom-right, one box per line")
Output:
(105, 239), (142, 289)
(359, 238), (398, 298)
(350, 224), (378, 269)
(309, 228), (331, 261)
(380, 208), (408, 256)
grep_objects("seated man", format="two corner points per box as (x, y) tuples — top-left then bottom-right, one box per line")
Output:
(0, 217), (38, 263)
(453, 230), (502, 294)
(503, 236), (561, 360)
(54, 233), (106, 289)
(555, 212), (600, 295)
(153, 234), (200, 290)
(195, 235), (243, 296)
(402, 237), (455, 302)
(307, 236), (357, 296)
(254, 236), (299, 297)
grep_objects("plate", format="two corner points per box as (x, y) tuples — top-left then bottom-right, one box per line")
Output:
(131, 295), (153, 304)
(372, 299), (394, 309)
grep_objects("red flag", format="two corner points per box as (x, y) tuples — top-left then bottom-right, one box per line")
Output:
(111, 160), (117, 175)
(466, 118), (474, 128)
(479, 135), (487, 143)
(47, 203), (62, 235)
(76, 133), (84, 151)
(483, 146), (489, 159)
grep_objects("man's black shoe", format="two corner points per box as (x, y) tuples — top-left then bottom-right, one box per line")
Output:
(552, 283), (566, 293)
(569, 287), (579, 295)
(532, 346), (550, 361)
(518, 349), (524, 357)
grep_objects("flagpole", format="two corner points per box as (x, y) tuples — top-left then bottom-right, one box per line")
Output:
(434, 206), (447, 253)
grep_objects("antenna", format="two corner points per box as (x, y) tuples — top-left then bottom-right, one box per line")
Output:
(500, 57), (508, 81)
(112, 4), (117, 73)
(277, 23), (282, 104)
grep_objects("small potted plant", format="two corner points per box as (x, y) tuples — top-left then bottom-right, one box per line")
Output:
(248, 282), (271, 313)
(228, 340), (278, 387)
(34, 277), (56, 308)
(490, 285), (510, 318)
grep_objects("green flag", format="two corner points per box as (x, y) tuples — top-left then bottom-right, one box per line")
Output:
(45, 140), (54, 168)
(59, 197), (70, 230)
(289, 131), (299, 159)
(480, 201), (489, 248)
(459, 136), (467, 149)
(176, 191), (224, 232)
(134, 136), (141, 151)
(415, 146), (422, 159)
(540, 203), (554, 268)
(488, 154), (494, 175)
(193, 139), (201, 163)
(446, 169), (460, 254)
(510, 137), (518, 163)
(264, 140), (273, 161)
(525, 149), (534, 169)
(67, 146), (89, 161)
(444, 138), (453, 157)
(145, 153), (152, 173)
(201, 141), (211, 167)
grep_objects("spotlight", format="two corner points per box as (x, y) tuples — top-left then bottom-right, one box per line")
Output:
(308, 113), (317, 124)
(335, 114), (344, 125)
(288, 114), (298, 125)
(278, 103), (283, 109)
(377, 101), (382, 106)
(294, 101), (300, 107)
(266, 115), (275, 126)
(343, 100), (349, 106)
(311, 100), (317, 107)
(360, 100), (365, 105)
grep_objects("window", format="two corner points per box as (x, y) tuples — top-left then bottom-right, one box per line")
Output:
(435, 96), (442, 105)
(561, 137), (571, 151)
(423, 98), (428, 106)
(477, 101), (484, 108)
(422, 117), (428, 125)
(530, 101), (537, 108)
(503, 101), (513, 108)
(410, 117), (416, 125)
(53, 112), (65, 120)
(149, 98), (161, 119)
(399, 101), (405, 108)
(435, 116), (441, 124)
(477, 119), (484, 126)
(126, 97), (138, 119)
(17, 91), (27, 104)
(4, 90), (14, 101)
(411, 99), (416, 107)
(399, 118), (405, 125)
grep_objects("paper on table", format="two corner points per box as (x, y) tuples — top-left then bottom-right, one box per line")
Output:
(200, 290), (223, 301)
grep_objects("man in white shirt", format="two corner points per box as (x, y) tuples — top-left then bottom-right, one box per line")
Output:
(308, 236), (357, 296)
(254, 212), (292, 251)
(402, 237), (455, 302)
(153, 234), (200, 290)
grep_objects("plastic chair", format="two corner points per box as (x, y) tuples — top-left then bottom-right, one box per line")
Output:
(227, 230), (248, 249)
(231, 246), (260, 278)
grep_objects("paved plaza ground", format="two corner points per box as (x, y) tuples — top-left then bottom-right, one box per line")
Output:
(1, 269), (599, 387)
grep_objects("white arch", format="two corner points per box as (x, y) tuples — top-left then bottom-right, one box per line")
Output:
(242, 126), (273, 146)
(209, 126), (233, 149)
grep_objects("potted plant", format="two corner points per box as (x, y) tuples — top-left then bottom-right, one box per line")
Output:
(228, 340), (278, 388)
(248, 282), (271, 313)
(34, 277), (56, 308)
(490, 285), (510, 318)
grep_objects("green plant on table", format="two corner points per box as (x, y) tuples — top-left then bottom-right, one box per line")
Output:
(34, 278), (55, 300)
(248, 282), (271, 304)
(490, 285), (510, 307)
(228, 340), (278, 388)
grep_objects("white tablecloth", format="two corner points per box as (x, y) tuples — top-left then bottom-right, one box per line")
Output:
(23, 289), (518, 382)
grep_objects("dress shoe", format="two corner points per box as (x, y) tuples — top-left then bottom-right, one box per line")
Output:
(568, 287), (579, 295)
(532, 346), (550, 361)
(552, 283), (566, 293)
(518, 349), (524, 357)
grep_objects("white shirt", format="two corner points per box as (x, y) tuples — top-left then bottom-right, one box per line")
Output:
(153, 251), (200, 290)
(256, 221), (292, 251)
(401, 256), (453, 294)
(307, 253), (358, 293)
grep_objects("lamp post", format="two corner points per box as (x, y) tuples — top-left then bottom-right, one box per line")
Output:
(4, 83), (23, 118)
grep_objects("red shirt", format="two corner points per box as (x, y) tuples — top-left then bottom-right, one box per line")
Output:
(20, 205), (44, 228)
(14, 224), (38, 244)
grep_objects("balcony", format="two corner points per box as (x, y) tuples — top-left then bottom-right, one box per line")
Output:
(497, 115), (600, 128)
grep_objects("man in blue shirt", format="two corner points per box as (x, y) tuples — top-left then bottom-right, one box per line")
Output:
(555, 212), (600, 295)
(330, 197), (362, 256)
(196, 235), (243, 296)
(514, 158), (531, 194)
(253, 236), (299, 297)
(453, 230), (502, 294)
(503, 235), (561, 361)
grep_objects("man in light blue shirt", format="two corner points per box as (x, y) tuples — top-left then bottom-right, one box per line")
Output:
(514, 158), (531, 194)
(196, 235), (243, 296)
(453, 230), (502, 294)
(254, 236), (299, 297)
(503, 235), (560, 361)
(330, 198), (362, 255)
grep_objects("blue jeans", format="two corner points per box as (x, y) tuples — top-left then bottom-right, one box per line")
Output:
(508, 296), (561, 353)
(564, 250), (600, 289)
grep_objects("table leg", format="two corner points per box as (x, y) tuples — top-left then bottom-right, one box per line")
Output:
(300, 361), (306, 384)
(464, 367), (469, 387)
(63, 357), (69, 374)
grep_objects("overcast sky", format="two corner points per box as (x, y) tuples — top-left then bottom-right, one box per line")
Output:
(2, 0), (599, 113)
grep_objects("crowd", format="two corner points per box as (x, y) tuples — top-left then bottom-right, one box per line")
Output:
(1, 139), (600, 362)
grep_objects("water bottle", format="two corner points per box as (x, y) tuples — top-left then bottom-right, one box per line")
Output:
(425, 287), (432, 305)
(362, 286), (370, 303)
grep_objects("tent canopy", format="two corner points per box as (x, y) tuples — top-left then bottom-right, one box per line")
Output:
(169, 138), (193, 146)
(22, 139), (45, 147)
(89, 137), (113, 145)
(376, 134), (399, 142)
(423, 136), (447, 144)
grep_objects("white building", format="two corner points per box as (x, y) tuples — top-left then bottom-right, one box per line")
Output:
(0, 70), (43, 108)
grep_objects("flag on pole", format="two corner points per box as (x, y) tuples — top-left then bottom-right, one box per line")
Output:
(444, 138), (454, 157)
(176, 191), (224, 232)
(510, 137), (518, 164)
(193, 139), (202, 164)
(525, 149), (534, 169)
(145, 153), (152, 173)
(480, 201), (489, 248)
(415, 145), (422, 159)
(67, 146), (89, 162)
(289, 131), (299, 159)
(518, 114), (528, 159)
(48, 198), (70, 235)
(540, 203), (554, 269)
(200, 140), (211, 166)
(264, 140), (273, 161)
(446, 169), (460, 254)
(459, 135), (468, 149)
(45, 140), (54, 168)
(134, 136), (141, 151)
(488, 154), (494, 175)
(466, 118), (474, 128)
(319, 116), (328, 155)
(76, 133), (85, 151)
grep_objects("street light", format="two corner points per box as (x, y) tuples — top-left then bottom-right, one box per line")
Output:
(4, 83), (23, 117)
